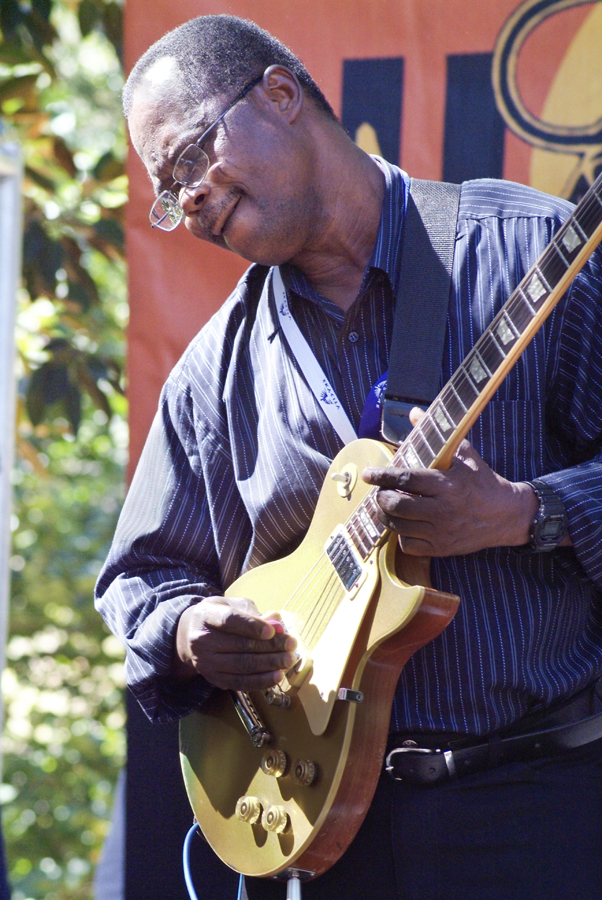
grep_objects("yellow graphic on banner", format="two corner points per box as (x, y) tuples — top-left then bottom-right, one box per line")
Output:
(493, 0), (602, 199)
(354, 123), (382, 157)
(530, 4), (602, 197)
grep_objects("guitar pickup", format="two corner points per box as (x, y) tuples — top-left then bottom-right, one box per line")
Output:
(326, 529), (362, 591)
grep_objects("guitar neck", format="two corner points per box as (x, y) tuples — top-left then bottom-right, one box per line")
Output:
(393, 173), (602, 473)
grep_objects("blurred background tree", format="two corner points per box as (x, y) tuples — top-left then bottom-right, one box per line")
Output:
(0, 0), (127, 897)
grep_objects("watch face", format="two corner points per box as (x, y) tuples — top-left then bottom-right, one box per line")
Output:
(539, 514), (565, 543)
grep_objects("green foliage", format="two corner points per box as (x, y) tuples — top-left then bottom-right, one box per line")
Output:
(1, 0), (128, 898)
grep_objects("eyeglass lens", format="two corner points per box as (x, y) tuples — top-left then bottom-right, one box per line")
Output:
(150, 192), (183, 231)
(173, 146), (210, 188)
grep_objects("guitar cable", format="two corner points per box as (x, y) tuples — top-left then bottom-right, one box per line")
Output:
(183, 822), (245, 900)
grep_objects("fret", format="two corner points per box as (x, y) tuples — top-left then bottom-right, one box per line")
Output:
(357, 504), (383, 543)
(439, 385), (465, 427)
(519, 287), (537, 315)
(476, 329), (506, 376)
(346, 518), (371, 558)
(399, 442), (422, 470)
(539, 240), (569, 289)
(345, 519), (365, 553)
(419, 415), (446, 456)
(408, 429), (436, 466)
(592, 179), (602, 208)
(573, 190), (602, 240)
(506, 290), (537, 333)
(453, 367), (480, 410)
(364, 494), (387, 536)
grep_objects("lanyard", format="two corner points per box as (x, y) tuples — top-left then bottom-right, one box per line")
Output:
(271, 267), (357, 446)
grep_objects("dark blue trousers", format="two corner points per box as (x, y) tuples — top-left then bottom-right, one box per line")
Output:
(246, 741), (602, 900)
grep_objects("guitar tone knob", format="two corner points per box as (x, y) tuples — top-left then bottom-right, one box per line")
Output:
(235, 795), (262, 825)
(262, 804), (290, 834)
(291, 758), (317, 786)
(261, 748), (288, 778)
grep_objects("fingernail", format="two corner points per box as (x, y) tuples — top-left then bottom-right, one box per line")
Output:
(260, 624), (275, 640)
(285, 636), (297, 651)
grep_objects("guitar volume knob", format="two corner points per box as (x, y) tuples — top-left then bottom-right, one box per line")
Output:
(235, 795), (262, 824)
(292, 758), (317, 786)
(261, 748), (288, 777)
(262, 804), (290, 834)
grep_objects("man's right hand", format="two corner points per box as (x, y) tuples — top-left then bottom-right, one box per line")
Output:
(174, 596), (298, 691)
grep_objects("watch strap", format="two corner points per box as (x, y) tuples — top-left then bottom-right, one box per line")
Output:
(524, 479), (567, 553)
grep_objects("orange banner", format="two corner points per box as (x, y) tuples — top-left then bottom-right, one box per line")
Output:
(124, 0), (602, 473)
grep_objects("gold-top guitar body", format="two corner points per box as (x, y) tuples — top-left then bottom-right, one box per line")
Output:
(180, 438), (460, 879)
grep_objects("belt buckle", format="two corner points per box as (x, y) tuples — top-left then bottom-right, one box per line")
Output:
(385, 744), (457, 782)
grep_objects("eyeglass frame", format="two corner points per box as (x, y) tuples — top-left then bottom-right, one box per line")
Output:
(149, 72), (264, 231)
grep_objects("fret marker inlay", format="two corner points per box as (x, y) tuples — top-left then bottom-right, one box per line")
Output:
(469, 356), (488, 383)
(527, 273), (547, 303)
(496, 318), (514, 345)
(434, 406), (452, 433)
(562, 225), (582, 253)
(404, 447), (420, 468)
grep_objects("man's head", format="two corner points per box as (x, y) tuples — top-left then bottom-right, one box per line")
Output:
(124, 15), (346, 265)
(122, 15), (336, 124)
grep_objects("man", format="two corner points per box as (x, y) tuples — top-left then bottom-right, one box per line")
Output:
(96, 14), (602, 900)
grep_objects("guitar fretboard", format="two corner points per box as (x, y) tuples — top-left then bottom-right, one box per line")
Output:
(343, 172), (602, 560)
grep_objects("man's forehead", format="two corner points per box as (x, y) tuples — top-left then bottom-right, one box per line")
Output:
(134, 60), (221, 132)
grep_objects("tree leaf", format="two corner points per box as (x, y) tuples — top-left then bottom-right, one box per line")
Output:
(22, 220), (65, 298)
(52, 137), (77, 178)
(64, 378), (82, 434)
(78, 0), (100, 38)
(0, 74), (39, 105)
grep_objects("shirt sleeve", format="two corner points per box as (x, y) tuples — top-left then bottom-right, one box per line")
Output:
(537, 246), (602, 586)
(95, 378), (223, 723)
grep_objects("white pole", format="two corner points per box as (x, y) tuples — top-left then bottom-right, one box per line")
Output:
(0, 139), (23, 770)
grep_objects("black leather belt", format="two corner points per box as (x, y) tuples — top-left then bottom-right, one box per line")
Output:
(386, 684), (602, 785)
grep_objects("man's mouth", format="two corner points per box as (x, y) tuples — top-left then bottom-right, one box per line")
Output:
(212, 195), (241, 237)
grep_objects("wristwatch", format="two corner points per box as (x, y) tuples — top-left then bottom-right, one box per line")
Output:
(523, 479), (567, 552)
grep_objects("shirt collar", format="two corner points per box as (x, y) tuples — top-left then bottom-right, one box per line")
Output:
(280, 156), (409, 305)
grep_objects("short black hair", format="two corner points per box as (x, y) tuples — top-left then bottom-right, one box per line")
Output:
(123, 15), (337, 122)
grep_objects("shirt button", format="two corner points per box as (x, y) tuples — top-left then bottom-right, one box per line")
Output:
(348, 331), (359, 343)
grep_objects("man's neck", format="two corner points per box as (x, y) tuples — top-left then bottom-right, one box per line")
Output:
(289, 147), (385, 312)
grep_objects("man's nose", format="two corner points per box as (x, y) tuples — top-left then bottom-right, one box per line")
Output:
(178, 180), (210, 215)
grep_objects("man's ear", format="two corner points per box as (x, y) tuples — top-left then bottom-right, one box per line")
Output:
(259, 65), (303, 122)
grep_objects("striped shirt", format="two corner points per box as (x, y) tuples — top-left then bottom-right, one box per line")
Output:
(96, 158), (602, 732)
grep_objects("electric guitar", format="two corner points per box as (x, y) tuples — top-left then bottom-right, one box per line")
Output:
(179, 173), (602, 882)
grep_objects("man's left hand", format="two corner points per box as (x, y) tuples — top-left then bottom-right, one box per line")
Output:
(363, 427), (538, 557)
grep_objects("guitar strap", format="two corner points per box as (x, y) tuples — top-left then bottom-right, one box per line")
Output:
(381, 178), (462, 444)
(271, 177), (461, 448)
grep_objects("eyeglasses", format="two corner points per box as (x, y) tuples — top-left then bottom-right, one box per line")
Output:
(149, 73), (264, 231)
